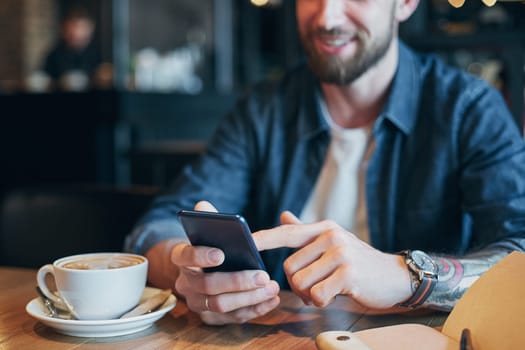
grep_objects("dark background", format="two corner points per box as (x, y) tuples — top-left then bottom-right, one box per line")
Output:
(0, 0), (524, 193)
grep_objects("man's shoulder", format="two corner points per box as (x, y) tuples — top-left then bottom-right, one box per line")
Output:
(388, 43), (509, 136)
(233, 63), (318, 122)
(404, 43), (492, 97)
(226, 62), (320, 133)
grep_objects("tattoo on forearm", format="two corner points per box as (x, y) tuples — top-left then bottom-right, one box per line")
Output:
(424, 249), (509, 311)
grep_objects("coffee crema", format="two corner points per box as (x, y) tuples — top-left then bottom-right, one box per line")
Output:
(62, 255), (144, 270)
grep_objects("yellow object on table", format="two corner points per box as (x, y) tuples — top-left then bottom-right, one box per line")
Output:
(317, 251), (525, 350)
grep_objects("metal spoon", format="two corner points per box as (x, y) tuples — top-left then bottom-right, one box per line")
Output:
(35, 286), (75, 320)
(36, 286), (172, 320)
(119, 289), (172, 319)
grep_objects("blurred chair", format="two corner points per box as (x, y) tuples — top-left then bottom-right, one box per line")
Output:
(0, 185), (159, 268)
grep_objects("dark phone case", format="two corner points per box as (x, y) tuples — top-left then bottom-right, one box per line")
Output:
(177, 210), (266, 272)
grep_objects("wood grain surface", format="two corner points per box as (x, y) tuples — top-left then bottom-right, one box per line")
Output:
(0, 267), (447, 349)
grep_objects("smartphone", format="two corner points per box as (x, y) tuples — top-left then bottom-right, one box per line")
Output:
(177, 210), (266, 272)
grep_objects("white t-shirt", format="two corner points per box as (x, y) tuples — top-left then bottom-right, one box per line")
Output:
(299, 99), (374, 243)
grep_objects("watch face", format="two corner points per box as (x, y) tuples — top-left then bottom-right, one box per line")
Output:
(412, 250), (437, 274)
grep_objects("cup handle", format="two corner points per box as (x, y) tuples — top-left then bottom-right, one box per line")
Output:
(36, 264), (63, 306)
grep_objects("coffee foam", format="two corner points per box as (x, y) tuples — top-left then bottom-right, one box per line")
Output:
(62, 255), (144, 270)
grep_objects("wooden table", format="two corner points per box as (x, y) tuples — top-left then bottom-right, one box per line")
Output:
(0, 266), (447, 349)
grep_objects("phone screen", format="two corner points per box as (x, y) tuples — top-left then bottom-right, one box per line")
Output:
(177, 210), (266, 272)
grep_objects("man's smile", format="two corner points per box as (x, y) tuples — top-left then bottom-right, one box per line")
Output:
(314, 32), (357, 56)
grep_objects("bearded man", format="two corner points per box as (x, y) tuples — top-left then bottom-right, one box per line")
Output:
(126, 0), (525, 325)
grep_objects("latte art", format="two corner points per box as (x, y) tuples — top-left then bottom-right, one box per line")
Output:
(62, 255), (144, 270)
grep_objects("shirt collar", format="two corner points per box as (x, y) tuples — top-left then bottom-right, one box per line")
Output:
(299, 41), (421, 139)
(376, 41), (421, 135)
(296, 69), (330, 140)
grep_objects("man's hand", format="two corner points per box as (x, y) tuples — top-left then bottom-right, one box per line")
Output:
(171, 201), (280, 325)
(253, 211), (412, 309)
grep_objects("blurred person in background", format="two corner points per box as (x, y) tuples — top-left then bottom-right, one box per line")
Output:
(42, 7), (104, 91)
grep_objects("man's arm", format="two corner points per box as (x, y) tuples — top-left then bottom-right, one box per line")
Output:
(425, 239), (525, 310)
(145, 238), (185, 293)
(425, 82), (525, 311)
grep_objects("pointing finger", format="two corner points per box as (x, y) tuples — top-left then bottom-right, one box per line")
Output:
(253, 219), (338, 251)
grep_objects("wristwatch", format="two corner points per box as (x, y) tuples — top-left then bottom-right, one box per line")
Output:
(397, 250), (438, 308)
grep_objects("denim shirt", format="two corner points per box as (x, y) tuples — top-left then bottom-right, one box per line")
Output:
(126, 42), (525, 286)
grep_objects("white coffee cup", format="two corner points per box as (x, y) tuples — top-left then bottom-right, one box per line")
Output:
(36, 252), (148, 320)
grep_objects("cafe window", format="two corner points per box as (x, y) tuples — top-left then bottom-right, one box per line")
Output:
(121, 0), (296, 94)
(126, 0), (218, 94)
(0, 0), (301, 95)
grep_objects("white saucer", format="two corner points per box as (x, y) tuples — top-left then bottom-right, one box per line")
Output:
(26, 287), (176, 338)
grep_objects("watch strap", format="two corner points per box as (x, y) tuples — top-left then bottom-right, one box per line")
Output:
(397, 250), (438, 308)
(398, 272), (437, 308)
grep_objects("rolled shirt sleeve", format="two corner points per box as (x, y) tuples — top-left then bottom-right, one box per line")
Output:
(124, 219), (187, 255)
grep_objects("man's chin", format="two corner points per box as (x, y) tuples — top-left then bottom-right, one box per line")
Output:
(309, 61), (364, 86)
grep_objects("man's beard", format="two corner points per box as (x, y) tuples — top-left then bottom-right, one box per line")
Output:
(301, 21), (394, 85)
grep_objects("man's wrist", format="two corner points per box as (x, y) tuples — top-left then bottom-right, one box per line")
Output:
(145, 238), (185, 293)
(397, 250), (438, 308)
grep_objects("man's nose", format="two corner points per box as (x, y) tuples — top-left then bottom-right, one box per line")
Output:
(317, 0), (346, 30)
